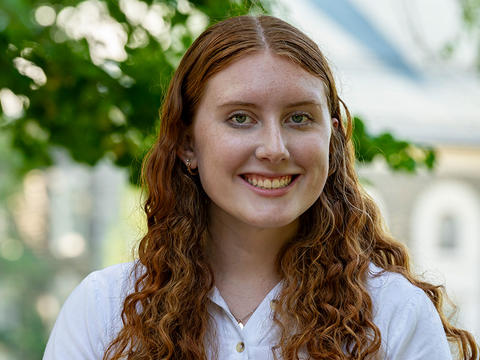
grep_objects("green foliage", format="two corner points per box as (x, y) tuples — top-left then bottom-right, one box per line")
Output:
(0, 132), (56, 359)
(461, 0), (480, 30)
(462, 0), (480, 71)
(352, 116), (435, 172)
(441, 0), (480, 70)
(0, 249), (56, 358)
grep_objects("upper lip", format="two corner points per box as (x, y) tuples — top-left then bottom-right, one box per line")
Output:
(240, 172), (299, 178)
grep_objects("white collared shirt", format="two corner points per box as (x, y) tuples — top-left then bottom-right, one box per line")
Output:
(43, 262), (452, 359)
(207, 283), (284, 359)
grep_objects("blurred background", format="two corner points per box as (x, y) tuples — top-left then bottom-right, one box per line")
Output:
(0, 0), (479, 358)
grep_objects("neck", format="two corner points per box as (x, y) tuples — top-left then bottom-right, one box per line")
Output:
(206, 208), (298, 287)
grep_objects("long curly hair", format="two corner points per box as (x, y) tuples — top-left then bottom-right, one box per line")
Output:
(104, 15), (478, 360)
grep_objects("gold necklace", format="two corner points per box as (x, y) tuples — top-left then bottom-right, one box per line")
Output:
(232, 306), (258, 329)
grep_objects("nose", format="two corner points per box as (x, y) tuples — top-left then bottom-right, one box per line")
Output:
(255, 123), (290, 163)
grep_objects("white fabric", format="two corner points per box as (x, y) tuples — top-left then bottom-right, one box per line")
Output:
(43, 262), (452, 359)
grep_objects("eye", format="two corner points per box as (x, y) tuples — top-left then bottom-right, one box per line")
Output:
(288, 112), (312, 125)
(228, 112), (254, 127)
(232, 114), (249, 123)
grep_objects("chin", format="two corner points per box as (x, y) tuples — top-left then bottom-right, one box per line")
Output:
(243, 213), (298, 229)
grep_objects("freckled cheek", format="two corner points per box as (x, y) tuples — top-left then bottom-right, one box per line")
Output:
(292, 142), (330, 181)
(195, 134), (254, 176)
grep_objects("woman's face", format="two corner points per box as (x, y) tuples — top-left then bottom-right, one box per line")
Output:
(184, 51), (335, 229)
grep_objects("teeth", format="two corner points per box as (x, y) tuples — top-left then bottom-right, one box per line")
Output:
(264, 179), (271, 189)
(244, 175), (293, 189)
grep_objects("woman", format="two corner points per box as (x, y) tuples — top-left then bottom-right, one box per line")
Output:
(44, 15), (478, 360)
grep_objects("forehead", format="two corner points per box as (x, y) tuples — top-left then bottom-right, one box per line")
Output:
(200, 51), (329, 107)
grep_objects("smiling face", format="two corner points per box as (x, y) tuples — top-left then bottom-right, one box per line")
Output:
(182, 51), (336, 230)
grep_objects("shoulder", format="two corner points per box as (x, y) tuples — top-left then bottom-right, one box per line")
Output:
(87, 261), (138, 297)
(43, 262), (140, 359)
(76, 261), (139, 316)
(71, 261), (141, 328)
(366, 263), (452, 360)
(366, 263), (425, 306)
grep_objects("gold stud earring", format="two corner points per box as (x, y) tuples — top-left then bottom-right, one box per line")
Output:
(185, 159), (198, 175)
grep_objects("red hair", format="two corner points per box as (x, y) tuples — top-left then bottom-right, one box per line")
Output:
(104, 15), (478, 359)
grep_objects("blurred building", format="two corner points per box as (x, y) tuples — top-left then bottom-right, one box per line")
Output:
(279, 0), (480, 338)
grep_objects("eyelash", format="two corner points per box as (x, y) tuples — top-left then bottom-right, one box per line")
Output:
(227, 111), (314, 128)
(288, 112), (313, 126)
(228, 113), (254, 127)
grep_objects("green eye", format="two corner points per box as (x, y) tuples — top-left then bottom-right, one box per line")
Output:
(291, 114), (308, 123)
(231, 114), (249, 123)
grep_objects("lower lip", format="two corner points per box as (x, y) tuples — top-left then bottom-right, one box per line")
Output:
(239, 176), (299, 197)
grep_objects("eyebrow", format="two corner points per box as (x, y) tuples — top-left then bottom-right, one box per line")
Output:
(217, 100), (323, 109)
(284, 100), (323, 108)
(218, 101), (259, 108)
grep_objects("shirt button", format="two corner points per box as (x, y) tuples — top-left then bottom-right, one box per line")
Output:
(270, 300), (278, 310)
(236, 341), (245, 353)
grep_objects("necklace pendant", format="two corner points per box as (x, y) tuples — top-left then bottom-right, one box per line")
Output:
(238, 322), (244, 329)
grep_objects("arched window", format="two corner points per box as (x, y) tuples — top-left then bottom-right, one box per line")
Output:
(439, 213), (458, 250)
(410, 180), (480, 338)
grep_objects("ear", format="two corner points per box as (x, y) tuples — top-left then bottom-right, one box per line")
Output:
(332, 117), (339, 129)
(177, 130), (197, 169)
